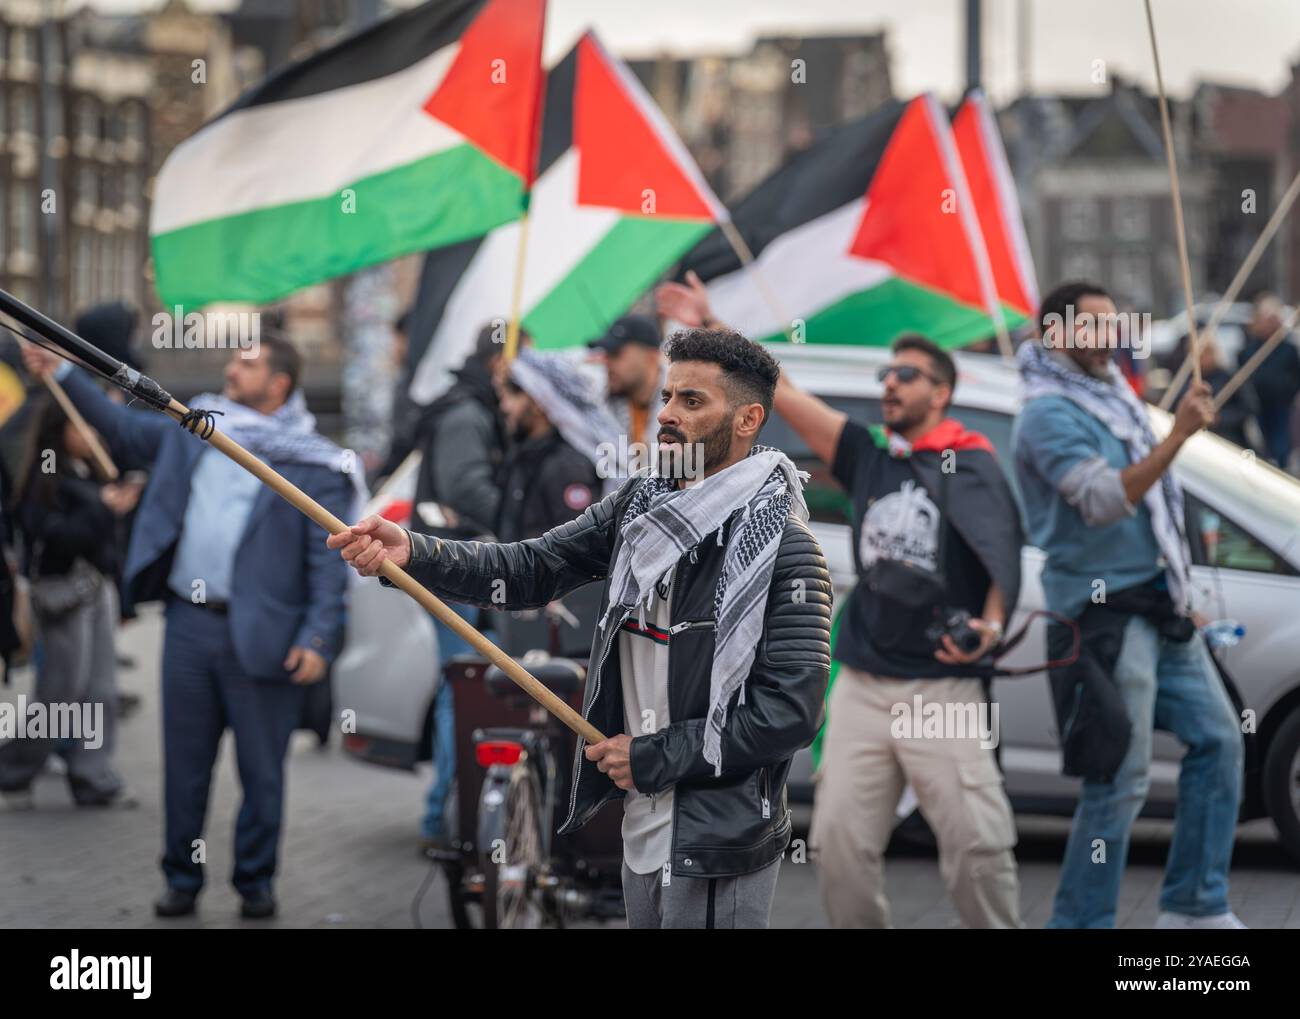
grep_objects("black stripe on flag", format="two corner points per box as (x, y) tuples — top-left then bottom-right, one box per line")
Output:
(216, 0), (486, 122)
(677, 97), (908, 284)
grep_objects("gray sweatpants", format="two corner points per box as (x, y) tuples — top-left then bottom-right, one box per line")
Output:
(0, 580), (122, 802)
(622, 858), (782, 929)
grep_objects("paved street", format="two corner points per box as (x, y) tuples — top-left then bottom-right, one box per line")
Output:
(2, 606), (1299, 929)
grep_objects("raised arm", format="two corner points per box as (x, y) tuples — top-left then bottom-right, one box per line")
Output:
(21, 343), (170, 466)
(328, 480), (633, 611)
(655, 273), (848, 467)
(773, 372), (847, 469)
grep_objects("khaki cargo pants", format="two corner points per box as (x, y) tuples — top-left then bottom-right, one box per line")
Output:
(810, 667), (1022, 928)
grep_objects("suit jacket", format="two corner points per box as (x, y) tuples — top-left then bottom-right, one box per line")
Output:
(61, 369), (350, 681)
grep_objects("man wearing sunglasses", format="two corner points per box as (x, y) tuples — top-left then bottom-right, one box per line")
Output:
(656, 274), (1024, 928)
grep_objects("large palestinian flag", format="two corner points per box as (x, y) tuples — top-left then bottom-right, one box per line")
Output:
(678, 94), (1026, 349)
(150, 0), (545, 309)
(406, 32), (725, 403)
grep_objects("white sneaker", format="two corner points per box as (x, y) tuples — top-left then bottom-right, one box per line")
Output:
(1156, 910), (1247, 929)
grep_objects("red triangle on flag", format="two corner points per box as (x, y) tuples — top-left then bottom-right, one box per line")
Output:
(423, 0), (546, 186)
(954, 92), (1038, 317)
(575, 33), (720, 221)
(849, 95), (990, 312)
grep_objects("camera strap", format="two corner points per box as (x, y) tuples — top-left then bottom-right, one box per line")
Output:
(989, 609), (1083, 677)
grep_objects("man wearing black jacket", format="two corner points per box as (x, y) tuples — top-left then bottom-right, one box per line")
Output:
(330, 329), (832, 928)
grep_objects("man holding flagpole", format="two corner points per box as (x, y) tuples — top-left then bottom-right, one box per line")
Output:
(330, 328), (832, 928)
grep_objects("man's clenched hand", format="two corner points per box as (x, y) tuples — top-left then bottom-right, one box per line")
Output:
(326, 514), (412, 577)
(585, 734), (635, 790)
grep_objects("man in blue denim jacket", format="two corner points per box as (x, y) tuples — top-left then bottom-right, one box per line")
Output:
(1012, 280), (1245, 930)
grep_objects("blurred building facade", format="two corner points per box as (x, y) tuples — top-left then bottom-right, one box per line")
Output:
(1001, 65), (1300, 318)
(999, 76), (1211, 317)
(629, 33), (893, 202)
(2, 0), (154, 318)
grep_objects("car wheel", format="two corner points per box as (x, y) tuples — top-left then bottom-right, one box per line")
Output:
(1262, 705), (1300, 866)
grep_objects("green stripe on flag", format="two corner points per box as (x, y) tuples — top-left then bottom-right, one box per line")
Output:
(810, 593), (850, 771)
(523, 215), (712, 348)
(755, 276), (1026, 350)
(152, 143), (525, 308)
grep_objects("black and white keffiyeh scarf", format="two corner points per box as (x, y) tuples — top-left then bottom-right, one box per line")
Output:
(599, 445), (809, 775)
(1017, 340), (1192, 612)
(189, 389), (368, 518)
(508, 349), (621, 473)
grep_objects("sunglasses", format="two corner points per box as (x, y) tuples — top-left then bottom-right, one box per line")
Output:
(876, 363), (939, 385)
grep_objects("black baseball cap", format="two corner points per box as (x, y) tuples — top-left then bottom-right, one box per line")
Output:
(587, 314), (661, 354)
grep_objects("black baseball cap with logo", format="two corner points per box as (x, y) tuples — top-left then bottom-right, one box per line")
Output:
(587, 314), (661, 355)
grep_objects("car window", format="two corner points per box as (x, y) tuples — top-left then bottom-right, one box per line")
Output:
(1184, 493), (1297, 576)
(766, 396), (1022, 526)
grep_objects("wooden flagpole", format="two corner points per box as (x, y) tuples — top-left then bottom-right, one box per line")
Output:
(718, 219), (798, 342)
(44, 375), (119, 480)
(1, 288), (603, 744)
(1212, 307), (1300, 412)
(1159, 166), (1300, 410)
(1144, 0), (1202, 386)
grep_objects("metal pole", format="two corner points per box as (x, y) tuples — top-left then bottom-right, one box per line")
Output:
(965, 0), (982, 93)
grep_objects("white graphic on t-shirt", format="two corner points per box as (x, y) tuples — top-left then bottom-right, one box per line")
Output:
(860, 480), (940, 571)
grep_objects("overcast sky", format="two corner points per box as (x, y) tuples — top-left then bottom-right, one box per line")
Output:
(80, 0), (1300, 103)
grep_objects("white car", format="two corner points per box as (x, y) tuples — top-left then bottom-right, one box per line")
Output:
(334, 345), (1300, 862)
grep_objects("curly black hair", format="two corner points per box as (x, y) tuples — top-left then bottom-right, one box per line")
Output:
(664, 327), (780, 425)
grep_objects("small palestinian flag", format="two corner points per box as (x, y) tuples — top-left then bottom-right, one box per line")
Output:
(406, 32), (725, 403)
(678, 94), (1026, 350)
(150, 0), (545, 309)
(953, 89), (1039, 319)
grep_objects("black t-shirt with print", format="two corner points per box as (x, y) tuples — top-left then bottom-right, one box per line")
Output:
(831, 420), (990, 678)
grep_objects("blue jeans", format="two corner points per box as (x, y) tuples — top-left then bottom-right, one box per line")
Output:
(1259, 402), (1293, 466)
(1048, 619), (1243, 928)
(421, 603), (476, 839)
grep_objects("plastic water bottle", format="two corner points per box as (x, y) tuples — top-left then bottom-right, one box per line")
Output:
(1201, 619), (1245, 650)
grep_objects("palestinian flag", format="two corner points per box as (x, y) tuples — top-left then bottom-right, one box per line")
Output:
(678, 94), (1022, 350)
(953, 89), (1039, 319)
(150, 0), (545, 309)
(406, 32), (725, 403)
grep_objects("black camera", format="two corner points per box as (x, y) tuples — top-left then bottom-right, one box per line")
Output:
(925, 608), (984, 655)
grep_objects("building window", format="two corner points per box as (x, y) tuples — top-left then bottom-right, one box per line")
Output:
(120, 236), (139, 300)
(76, 97), (97, 142)
(1112, 252), (1153, 308)
(73, 233), (94, 308)
(78, 165), (98, 212)
(12, 183), (38, 255)
(1113, 198), (1148, 241)
(16, 91), (37, 135)
(1060, 250), (1102, 282)
(98, 235), (116, 299)
(100, 168), (118, 209)
(123, 103), (145, 144)
(1062, 198), (1100, 242)
(10, 28), (30, 67)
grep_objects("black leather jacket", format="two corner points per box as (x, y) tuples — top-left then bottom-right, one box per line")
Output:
(399, 475), (833, 879)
